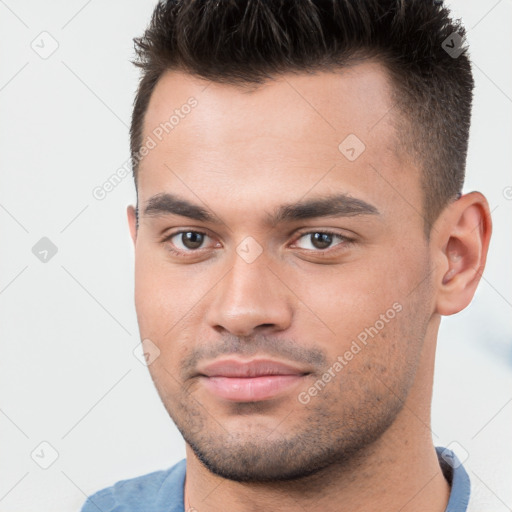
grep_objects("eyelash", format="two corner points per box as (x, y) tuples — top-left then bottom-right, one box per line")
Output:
(160, 229), (354, 258)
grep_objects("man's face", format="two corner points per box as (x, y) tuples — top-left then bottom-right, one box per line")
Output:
(128, 62), (436, 481)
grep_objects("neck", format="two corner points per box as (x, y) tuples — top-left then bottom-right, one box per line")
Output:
(183, 319), (450, 512)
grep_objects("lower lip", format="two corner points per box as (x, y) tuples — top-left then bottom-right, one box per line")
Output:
(199, 375), (305, 402)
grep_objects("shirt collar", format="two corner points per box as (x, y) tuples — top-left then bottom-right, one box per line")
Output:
(436, 446), (471, 512)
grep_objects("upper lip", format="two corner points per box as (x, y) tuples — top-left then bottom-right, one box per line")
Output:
(197, 358), (310, 378)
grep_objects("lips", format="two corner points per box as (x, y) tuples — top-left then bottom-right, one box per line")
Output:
(197, 358), (310, 402)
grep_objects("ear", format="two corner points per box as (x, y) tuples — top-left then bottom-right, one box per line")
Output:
(431, 191), (492, 316)
(127, 204), (138, 246)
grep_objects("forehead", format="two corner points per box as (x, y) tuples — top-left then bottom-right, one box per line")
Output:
(142, 61), (395, 152)
(138, 62), (423, 230)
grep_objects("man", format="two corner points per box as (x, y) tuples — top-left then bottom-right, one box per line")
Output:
(82, 0), (491, 510)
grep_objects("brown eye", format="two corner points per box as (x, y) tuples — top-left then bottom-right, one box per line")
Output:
(294, 231), (347, 251)
(179, 231), (205, 249)
(165, 231), (210, 252)
(310, 232), (333, 249)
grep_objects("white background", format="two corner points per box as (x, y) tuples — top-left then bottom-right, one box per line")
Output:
(0, 1), (510, 510)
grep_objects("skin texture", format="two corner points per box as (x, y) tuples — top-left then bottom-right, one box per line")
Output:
(127, 62), (491, 512)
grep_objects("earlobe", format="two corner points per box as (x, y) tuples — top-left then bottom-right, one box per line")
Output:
(127, 205), (138, 245)
(434, 192), (492, 316)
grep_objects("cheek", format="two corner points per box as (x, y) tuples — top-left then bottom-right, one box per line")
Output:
(292, 250), (429, 369)
(291, 259), (406, 336)
(133, 251), (209, 385)
(133, 244), (202, 336)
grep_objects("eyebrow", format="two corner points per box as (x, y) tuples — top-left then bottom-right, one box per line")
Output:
(142, 192), (379, 226)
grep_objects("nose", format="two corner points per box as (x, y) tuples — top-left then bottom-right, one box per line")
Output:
(205, 249), (293, 337)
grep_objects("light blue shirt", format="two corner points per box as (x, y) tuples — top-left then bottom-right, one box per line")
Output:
(81, 447), (470, 511)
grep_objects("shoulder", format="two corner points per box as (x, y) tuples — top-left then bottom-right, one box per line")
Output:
(80, 458), (186, 512)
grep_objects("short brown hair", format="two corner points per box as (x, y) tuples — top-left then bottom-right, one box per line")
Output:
(130, 0), (473, 232)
